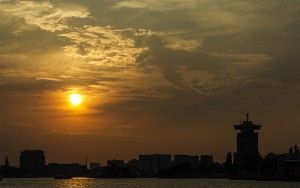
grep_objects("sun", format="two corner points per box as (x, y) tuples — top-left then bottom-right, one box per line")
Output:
(69, 93), (83, 106)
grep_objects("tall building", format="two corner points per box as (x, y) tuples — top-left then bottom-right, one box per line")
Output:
(20, 150), (45, 176)
(233, 113), (261, 172)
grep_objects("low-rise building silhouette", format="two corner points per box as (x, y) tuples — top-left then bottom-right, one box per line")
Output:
(200, 155), (213, 165)
(174, 155), (199, 165)
(139, 154), (172, 177)
(107, 159), (124, 167)
(20, 150), (45, 177)
(46, 163), (86, 177)
(1, 157), (19, 178)
(90, 163), (101, 170)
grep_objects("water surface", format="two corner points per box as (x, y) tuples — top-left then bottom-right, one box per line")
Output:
(1, 178), (299, 188)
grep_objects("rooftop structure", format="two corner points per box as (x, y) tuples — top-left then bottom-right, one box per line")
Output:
(234, 113), (261, 133)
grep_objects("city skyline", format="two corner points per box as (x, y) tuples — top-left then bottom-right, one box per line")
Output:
(1, 0), (299, 167)
(2, 114), (298, 180)
(2, 128), (299, 180)
(1, 113), (296, 167)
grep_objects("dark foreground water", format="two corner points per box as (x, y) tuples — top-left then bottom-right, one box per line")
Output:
(0, 178), (299, 188)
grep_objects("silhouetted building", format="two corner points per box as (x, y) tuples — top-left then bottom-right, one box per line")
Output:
(127, 159), (139, 167)
(101, 160), (128, 178)
(198, 155), (214, 175)
(126, 159), (139, 177)
(259, 145), (300, 180)
(174, 155), (199, 165)
(107, 159), (124, 167)
(90, 163), (101, 170)
(46, 163), (86, 177)
(1, 157), (19, 178)
(139, 154), (172, 177)
(201, 155), (213, 165)
(234, 113), (261, 173)
(3, 156), (10, 177)
(224, 152), (233, 174)
(20, 150), (45, 177)
(277, 146), (300, 180)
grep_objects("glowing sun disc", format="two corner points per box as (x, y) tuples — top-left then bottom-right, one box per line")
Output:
(69, 93), (82, 106)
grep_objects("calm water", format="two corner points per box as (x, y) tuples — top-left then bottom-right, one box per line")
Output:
(0, 178), (299, 188)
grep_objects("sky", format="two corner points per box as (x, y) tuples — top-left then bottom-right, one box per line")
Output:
(0, 0), (299, 165)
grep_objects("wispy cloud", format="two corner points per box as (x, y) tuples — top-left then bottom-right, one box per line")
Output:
(59, 25), (146, 66)
(1, 0), (90, 32)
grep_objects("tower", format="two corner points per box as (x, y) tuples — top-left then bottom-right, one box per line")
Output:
(233, 113), (261, 172)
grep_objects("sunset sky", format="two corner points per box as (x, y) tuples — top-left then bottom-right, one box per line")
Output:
(0, 0), (299, 165)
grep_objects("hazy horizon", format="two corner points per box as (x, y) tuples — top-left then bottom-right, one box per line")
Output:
(0, 0), (299, 166)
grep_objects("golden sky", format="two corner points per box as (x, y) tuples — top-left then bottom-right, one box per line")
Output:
(0, 0), (299, 165)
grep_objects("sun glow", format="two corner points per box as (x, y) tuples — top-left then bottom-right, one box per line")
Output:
(69, 93), (83, 106)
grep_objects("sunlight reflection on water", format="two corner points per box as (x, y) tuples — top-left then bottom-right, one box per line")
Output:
(1, 178), (299, 188)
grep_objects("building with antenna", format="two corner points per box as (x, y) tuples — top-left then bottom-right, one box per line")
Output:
(234, 113), (261, 173)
